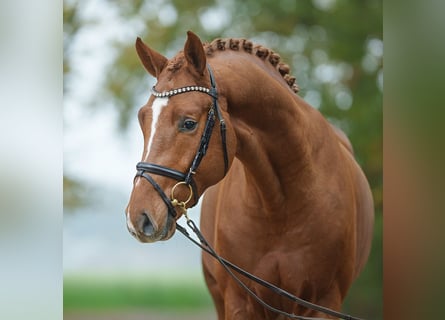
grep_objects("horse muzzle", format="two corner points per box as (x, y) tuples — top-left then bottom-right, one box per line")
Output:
(126, 211), (175, 243)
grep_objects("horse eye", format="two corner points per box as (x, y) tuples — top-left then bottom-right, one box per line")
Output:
(180, 119), (198, 132)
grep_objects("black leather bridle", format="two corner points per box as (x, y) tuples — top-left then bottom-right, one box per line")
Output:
(133, 64), (364, 320)
(135, 64), (228, 217)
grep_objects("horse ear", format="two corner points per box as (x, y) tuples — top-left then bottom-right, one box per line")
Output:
(184, 31), (206, 76)
(135, 37), (167, 78)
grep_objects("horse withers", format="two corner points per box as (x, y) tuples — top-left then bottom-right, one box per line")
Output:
(126, 31), (374, 319)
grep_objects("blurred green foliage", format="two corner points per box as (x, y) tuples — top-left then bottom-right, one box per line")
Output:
(63, 176), (93, 210)
(64, 0), (382, 318)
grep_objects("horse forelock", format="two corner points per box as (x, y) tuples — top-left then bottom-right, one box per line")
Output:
(166, 54), (185, 72)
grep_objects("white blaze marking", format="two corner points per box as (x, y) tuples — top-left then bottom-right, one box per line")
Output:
(126, 205), (131, 220)
(144, 97), (169, 160)
(126, 207), (136, 232)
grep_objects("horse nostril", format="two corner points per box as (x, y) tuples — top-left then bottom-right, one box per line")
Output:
(140, 213), (156, 237)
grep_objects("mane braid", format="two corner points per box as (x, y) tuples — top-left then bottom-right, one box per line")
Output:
(204, 38), (299, 93)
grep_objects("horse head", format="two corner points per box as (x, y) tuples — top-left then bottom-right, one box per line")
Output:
(126, 31), (236, 243)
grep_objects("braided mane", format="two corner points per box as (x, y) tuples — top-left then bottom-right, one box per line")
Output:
(204, 38), (299, 93)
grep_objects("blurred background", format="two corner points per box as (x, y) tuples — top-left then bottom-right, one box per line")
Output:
(63, 0), (382, 319)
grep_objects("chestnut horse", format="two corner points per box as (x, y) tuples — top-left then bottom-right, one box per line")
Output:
(126, 31), (374, 319)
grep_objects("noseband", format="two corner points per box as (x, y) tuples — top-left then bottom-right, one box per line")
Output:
(134, 64), (228, 218)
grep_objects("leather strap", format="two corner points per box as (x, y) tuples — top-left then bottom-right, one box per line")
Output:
(135, 170), (177, 218)
(185, 106), (216, 184)
(207, 65), (229, 174)
(176, 219), (364, 320)
(136, 162), (199, 206)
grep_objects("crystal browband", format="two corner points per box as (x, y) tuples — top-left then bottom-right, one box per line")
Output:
(152, 85), (211, 98)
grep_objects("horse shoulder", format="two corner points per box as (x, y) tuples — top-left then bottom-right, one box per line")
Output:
(349, 155), (375, 278)
(335, 131), (374, 279)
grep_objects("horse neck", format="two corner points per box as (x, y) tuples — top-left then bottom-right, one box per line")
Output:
(214, 56), (327, 212)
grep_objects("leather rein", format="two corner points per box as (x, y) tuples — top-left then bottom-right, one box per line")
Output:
(134, 64), (364, 320)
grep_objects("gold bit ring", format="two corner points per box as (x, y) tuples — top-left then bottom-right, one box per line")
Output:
(170, 181), (193, 207)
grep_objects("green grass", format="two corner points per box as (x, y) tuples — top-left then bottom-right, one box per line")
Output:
(64, 274), (213, 311)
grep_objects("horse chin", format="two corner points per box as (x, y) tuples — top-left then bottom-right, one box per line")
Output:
(159, 215), (176, 241)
